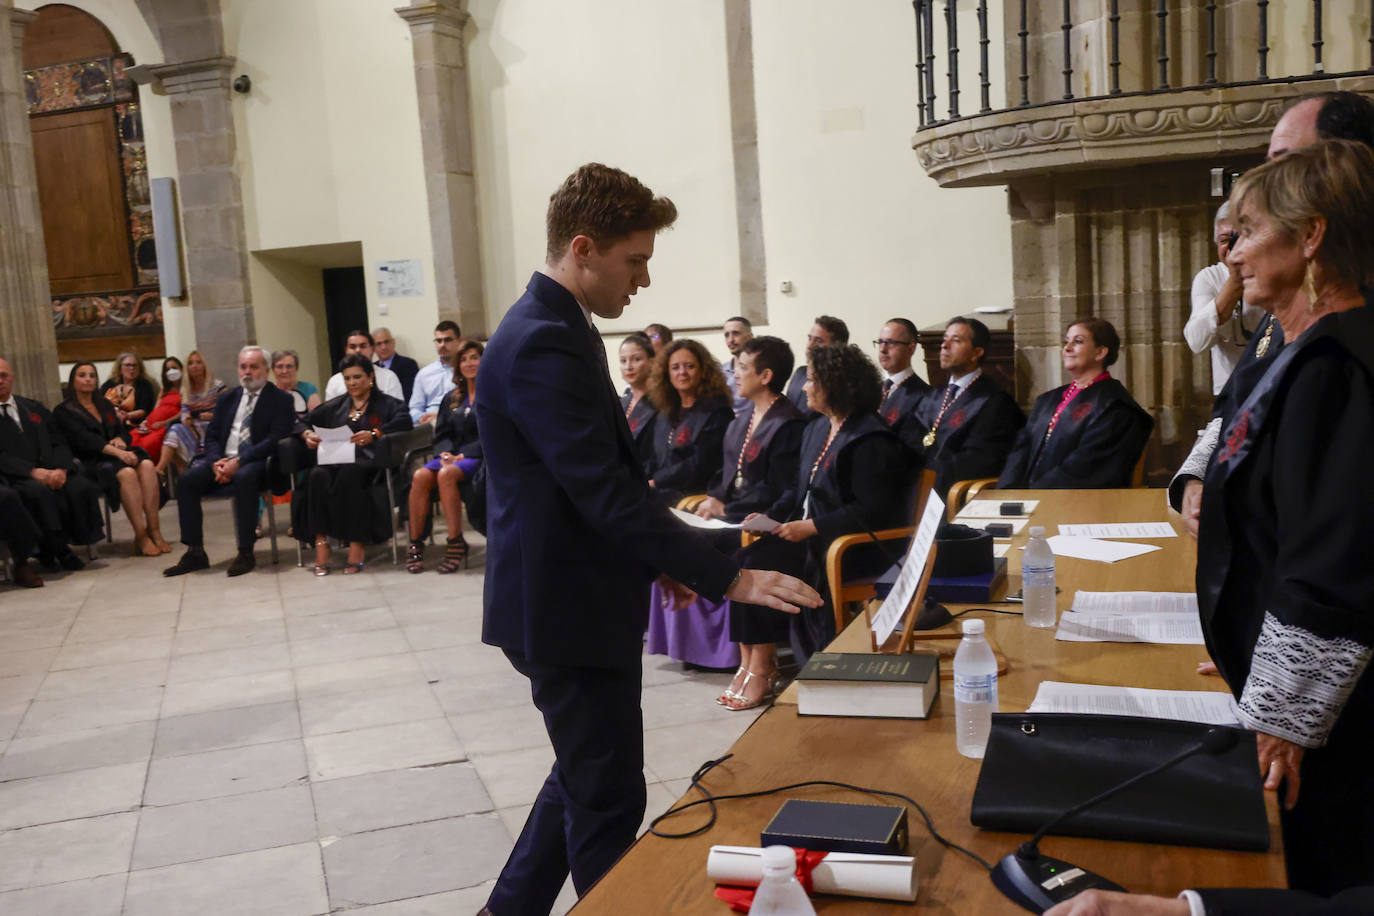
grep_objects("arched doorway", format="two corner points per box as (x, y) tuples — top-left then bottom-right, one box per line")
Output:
(23, 3), (164, 364)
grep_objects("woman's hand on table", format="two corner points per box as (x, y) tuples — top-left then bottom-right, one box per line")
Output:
(1195, 661), (1219, 677)
(1256, 732), (1305, 810)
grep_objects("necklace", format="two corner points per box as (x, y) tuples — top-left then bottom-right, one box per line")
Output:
(624, 391), (641, 419)
(1255, 318), (1274, 358)
(347, 400), (367, 422)
(922, 385), (962, 448)
(733, 396), (779, 490)
(1043, 375), (1102, 443)
(808, 422), (842, 486)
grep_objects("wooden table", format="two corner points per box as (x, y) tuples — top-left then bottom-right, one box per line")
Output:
(578, 490), (1285, 913)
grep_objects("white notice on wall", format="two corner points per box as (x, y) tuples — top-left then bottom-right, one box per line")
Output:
(870, 493), (945, 646)
(376, 259), (424, 297)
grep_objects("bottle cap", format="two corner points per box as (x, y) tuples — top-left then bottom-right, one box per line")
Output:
(962, 618), (985, 635)
(761, 845), (797, 871)
(1029, 525), (1046, 537)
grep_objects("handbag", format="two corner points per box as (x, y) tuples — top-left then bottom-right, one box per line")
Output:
(970, 713), (1270, 851)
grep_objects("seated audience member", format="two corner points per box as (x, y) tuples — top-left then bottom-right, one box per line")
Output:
(618, 333), (658, 466)
(907, 316), (1024, 494)
(0, 483), (45, 587)
(409, 320), (461, 423)
(729, 343), (909, 699)
(720, 316), (754, 412)
(874, 317), (931, 440)
(1185, 202), (1269, 396)
(1044, 885), (1374, 916)
(157, 350), (225, 476)
(406, 339), (483, 573)
(164, 346), (296, 578)
(299, 354), (413, 575)
(0, 357), (99, 570)
(647, 336), (805, 672)
(370, 326), (420, 402)
(130, 357), (183, 457)
(643, 322), (673, 355)
(271, 349), (321, 418)
(784, 315), (849, 420)
(324, 330), (404, 401)
(644, 339), (734, 506)
(997, 318), (1153, 489)
(99, 352), (156, 435)
(55, 362), (169, 556)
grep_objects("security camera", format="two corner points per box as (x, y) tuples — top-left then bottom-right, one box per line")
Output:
(232, 74), (251, 94)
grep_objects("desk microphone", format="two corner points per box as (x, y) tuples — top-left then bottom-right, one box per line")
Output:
(990, 726), (1240, 914)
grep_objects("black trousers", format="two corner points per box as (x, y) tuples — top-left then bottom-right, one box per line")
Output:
(176, 458), (267, 552)
(7, 474), (102, 550)
(0, 484), (42, 558)
(487, 650), (645, 916)
(730, 534), (838, 663)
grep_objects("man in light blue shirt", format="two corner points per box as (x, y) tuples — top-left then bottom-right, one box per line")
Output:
(409, 320), (461, 423)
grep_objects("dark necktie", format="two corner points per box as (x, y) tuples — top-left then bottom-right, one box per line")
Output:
(240, 393), (257, 443)
(882, 378), (894, 398)
(587, 321), (610, 374)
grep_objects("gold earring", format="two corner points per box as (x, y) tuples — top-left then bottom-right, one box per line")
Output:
(1303, 261), (1318, 313)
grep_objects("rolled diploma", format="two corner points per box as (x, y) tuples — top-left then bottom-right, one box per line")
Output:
(706, 845), (918, 902)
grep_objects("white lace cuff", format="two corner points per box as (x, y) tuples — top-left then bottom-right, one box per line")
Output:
(1237, 611), (1372, 748)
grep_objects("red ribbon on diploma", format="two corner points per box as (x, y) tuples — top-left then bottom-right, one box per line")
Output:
(713, 848), (828, 912)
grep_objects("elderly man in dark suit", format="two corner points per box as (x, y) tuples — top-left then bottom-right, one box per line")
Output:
(0, 357), (100, 572)
(164, 345), (296, 577)
(475, 163), (820, 916)
(370, 326), (420, 402)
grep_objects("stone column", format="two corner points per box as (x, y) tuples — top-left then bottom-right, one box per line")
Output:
(396, 0), (486, 336)
(145, 56), (254, 377)
(0, 3), (60, 403)
(724, 0), (766, 326)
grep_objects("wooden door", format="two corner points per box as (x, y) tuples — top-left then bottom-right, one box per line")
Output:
(30, 107), (132, 295)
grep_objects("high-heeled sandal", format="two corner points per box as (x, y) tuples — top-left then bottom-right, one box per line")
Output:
(721, 668), (780, 712)
(313, 564), (330, 577)
(436, 534), (467, 574)
(406, 540), (425, 574)
(343, 561), (365, 575)
(716, 666), (748, 706)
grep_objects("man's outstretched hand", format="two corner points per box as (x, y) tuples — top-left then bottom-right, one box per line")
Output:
(726, 569), (823, 614)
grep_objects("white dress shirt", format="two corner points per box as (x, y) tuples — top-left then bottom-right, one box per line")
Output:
(224, 389), (259, 459)
(326, 365), (403, 402)
(947, 367), (982, 393)
(0, 396), (22, 431)
(1184, 262), (1267, 395)
(883, 366), (915, 400)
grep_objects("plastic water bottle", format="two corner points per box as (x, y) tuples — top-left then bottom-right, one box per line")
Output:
(954, 618), (998, 759)
(749, 845), (816, 915)
(1022, 525), (1057, 629)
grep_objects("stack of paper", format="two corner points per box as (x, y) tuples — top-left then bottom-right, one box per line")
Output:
(1056, 591), (1204, 644)
(1058, 522), (1177, 538)
(1027, 680), (1240, 726)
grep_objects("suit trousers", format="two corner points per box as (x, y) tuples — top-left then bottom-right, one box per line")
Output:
(487, 650), (646, 916)
(9, 475), (101, 550)
(176, 459), (268, 552)
(0, 485), (42, 558)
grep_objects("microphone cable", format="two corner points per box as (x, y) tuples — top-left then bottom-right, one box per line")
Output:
(647, 752), (994, 872)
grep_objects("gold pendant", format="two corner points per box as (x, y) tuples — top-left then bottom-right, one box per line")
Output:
(1256, 324), (1272, 358)
(922, 430), (937, 448)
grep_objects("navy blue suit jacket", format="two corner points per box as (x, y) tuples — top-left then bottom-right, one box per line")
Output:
(201, 383), (297, 466)
(384, 354), (421, 402)
(477, 272), (739, 669)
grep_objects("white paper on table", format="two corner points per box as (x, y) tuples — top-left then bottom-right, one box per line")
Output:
(1026, 535), (1161, 563)
(955, 499), (1040, 519)
(871, 493), (945, 645)
(706, 845), (918, 902)
(670, 508), (739, 530)
(1057, 522), (1177, 539)
(1027, 681), (1241, 726)
(1056, 610), (1205, 644)
(313, 425), (356, 466)
(1071, 591), (1198, 615)
(958, 517), (1027, 537)
(993, 543), (1010, 559)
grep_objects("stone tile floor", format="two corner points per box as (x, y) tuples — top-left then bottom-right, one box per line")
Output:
(0, 502), (763, 914)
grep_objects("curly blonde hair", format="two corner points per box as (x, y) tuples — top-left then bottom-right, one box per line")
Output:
(647, 339), (729, 418)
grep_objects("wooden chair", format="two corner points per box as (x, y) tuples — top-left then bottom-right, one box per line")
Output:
(823, 468), (937, 633)
(945, 477), (997, 520)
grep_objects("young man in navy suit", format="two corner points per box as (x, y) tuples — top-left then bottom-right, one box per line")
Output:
(164, 345), (296, 577)
(476, 163), (820, 916)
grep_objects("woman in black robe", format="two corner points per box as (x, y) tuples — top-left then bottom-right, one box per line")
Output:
(54, 361), (168, 556)
(996, 318), (1153, 489)
(299, 354), (413, 574)
(1198, 140), (1374, 895)
(617, 333), (658, 467)
(725, 343), (908, 707)
(644, 339), (733, 506)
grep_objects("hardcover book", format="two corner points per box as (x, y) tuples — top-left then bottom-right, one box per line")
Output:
(795, 652), (939, 719)
(762, 799), (910, 855)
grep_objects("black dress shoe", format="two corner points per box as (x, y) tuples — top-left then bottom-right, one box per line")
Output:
(12, 560), (44, 589)
(57, 550), (85, 571)
(226, 551), (256, 577)
(163, 548), (210, 577)
(36, 551), (60, 572)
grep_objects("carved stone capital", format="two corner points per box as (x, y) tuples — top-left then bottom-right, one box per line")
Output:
(914, 76), (1374, 188)
(6, 6), (36, 53)
(395, 1), (469, 36)
(145, 56), (237, 95)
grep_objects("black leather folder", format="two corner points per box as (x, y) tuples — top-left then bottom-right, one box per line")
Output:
(970, 713), (1270, 851)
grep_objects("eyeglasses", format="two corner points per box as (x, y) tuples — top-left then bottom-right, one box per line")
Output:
(873, 338), (914, 349)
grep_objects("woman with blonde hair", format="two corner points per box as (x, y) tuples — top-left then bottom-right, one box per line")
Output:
(156, 350), (225, 476)
(99, 352), (155, 434)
